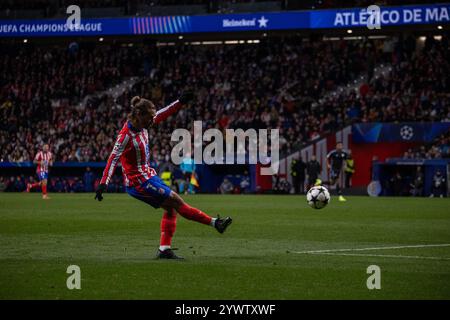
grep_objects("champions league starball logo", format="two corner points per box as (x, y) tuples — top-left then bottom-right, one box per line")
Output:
(400, 125), (414, 140)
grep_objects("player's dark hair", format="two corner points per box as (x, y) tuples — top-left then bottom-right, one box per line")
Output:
(128, 96), (155, 122)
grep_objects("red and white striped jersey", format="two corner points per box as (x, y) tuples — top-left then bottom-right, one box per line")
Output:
(100, 100), (182, 187)
(35, 151), (53, 173)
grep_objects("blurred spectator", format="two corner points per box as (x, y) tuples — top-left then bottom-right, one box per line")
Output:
(410, 166), (424, 197)
(161, 169), (174, 190)
(430, 170), (446, 198)
(180, 154), (196, 194)
(389, 171), (403, 196)
(402, 131), (450, 160)
(273, 176), (291, 194)
(219, 178), (234, 194)
(53, 177), (67, 192)
(0, 177), (6, 191)
(290, 155), (306, 194)
(83, 167), (95, 192)
(306, 155), (321, 189)
(370, 155), (379, 181)
(344, 152), (355, 188)
(239, 172), (251, 194)
(71, 177), (85, 193)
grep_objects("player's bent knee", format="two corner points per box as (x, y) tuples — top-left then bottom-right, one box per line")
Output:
(162, 191), (185, 210)
(171, 191), (185, 203)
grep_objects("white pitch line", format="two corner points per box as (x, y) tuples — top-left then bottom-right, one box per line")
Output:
(307, 252), (450, 261)
(293, 243), (450, 254)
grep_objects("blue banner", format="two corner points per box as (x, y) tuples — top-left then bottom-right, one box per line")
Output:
(310, 3), (450, 29)
(352, 122), (450, 143)
(0, 3), (449, 37)
(0, 18), (131, 37)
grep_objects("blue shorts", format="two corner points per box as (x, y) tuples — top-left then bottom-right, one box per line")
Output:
(126, 176), (172, 209)
(38, 172), (48, 181)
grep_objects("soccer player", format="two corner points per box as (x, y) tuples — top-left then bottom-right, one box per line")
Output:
(27, 144), (53, 199)
(94, 92), (232, 259)
(327, 142), (348, 202)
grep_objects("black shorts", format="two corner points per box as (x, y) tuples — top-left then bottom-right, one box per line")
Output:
(330, 169), (341, 181)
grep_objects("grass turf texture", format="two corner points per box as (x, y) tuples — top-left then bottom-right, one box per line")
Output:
(0, 193), (449, 299)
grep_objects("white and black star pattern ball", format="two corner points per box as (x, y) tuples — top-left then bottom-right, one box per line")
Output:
(306, 186), (331, 209)
(400, 125), (414, 140)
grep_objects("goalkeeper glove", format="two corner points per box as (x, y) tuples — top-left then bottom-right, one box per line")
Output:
(94, 183), (107, 201)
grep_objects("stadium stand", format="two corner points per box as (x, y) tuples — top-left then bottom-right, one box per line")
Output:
(3, 1), (448, 19)
(0, 32), (449, 192)
(0, 37), (382, 162)
(2, 35), (449, 160)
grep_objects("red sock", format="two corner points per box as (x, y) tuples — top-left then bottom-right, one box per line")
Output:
(31, 182), (40, 189)
(160, 209), (177, 247)
(42, 184), (47, 195)
(177, 203), (212, 226)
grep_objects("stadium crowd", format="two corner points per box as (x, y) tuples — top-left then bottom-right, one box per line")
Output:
(2, 35), (449, 163)
(403, 130), (450, 160)
(0, 35), (449, 193)
(1, 37), (371, 162)
(0, 42), (143, 163)
(2, 1), (445, 12)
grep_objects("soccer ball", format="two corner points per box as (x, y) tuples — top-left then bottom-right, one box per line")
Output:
(306, 186), (331, 209)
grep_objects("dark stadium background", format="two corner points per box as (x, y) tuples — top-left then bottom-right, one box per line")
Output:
(0, 0), (450, 303)
(0, 1), (449, 198)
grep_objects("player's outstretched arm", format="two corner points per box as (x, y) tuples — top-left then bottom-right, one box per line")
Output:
(95, 133), (129, 201)
(153, 91), (194, 125)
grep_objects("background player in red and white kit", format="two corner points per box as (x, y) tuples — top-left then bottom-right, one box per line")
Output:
(94, 92), (232, 259)
(27, 144), (53, 199)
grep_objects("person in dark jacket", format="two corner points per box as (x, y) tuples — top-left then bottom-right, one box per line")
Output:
(430, 170), (446, 198)
(306, 155), (322, 189)
(291, 155), (306, 194)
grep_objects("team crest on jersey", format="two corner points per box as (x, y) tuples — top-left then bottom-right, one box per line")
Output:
(158, 188), (165, 195)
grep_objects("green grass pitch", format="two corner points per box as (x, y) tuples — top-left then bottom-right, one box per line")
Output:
(0, 193), (449, 299)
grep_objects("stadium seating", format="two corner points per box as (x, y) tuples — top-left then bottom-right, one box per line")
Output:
(0, 34), (449, 192)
